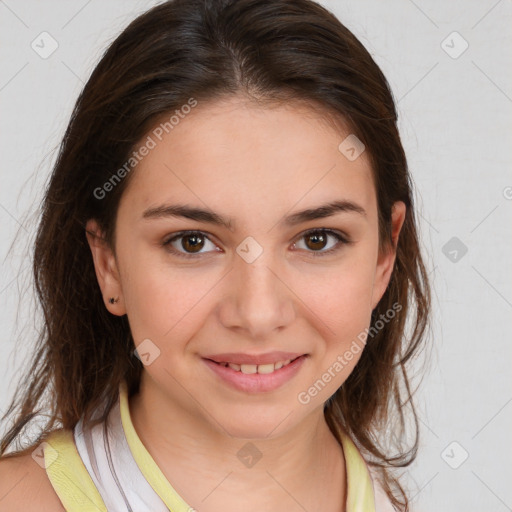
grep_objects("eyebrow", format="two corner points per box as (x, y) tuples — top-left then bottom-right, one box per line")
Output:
(142, 199), (367, 229)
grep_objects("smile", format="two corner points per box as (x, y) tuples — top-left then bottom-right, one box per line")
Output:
(203, 355), (307, 393)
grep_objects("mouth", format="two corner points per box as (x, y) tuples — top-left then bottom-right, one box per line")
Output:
(202, 354), (308, 393)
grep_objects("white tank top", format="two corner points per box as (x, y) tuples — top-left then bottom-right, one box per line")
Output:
(74, 399), (170, 511)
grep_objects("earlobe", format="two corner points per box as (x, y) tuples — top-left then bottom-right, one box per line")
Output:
(85, 219), (126, 315)
(370, 201), (406, 310)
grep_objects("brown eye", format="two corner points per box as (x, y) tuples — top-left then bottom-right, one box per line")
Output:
(293, 229), (349, 257)
(163, 231), (219, 258)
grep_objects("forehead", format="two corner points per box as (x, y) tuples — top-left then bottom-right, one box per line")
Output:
(120, 96), (377, 225)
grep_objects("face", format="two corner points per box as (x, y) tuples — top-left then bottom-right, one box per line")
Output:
(87, 95), (405, 439)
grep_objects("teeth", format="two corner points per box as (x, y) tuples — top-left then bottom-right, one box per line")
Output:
(240, 364), (258, 374)
(222, 358), (295, 374)
(256, 363), (275, 374)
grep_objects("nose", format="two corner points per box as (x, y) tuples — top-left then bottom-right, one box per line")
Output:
(217, 250), (296, 339)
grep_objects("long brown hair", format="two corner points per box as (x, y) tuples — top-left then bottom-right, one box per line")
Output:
(0, 0), (431, 509)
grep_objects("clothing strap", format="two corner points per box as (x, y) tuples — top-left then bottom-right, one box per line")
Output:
(43, 428), (107, 512)
(337, 426), (377, 512)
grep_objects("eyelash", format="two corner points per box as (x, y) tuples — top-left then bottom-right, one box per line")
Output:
(162, 228), (351, 260)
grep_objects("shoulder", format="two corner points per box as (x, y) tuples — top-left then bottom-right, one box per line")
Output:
(0, 449), (66, 511)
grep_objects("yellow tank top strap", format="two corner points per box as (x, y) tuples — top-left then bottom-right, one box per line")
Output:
(119, 380), (192, 512)
(43, 428), (107, 512)
(336, 427), (376, 512)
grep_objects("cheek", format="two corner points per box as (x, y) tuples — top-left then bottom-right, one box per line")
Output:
(295, 254), (376, 336)
(294, 306), (371, 410)
(292, 257), (375, 387)
(115, 240), (175, 341)
(118, 246), (215, 346)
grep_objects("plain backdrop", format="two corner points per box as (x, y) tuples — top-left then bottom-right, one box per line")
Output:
(0, 1), (511, 511)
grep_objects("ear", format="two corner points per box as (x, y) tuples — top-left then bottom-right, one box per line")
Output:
(370, 201), (406, 310)
(85, 219), (126, 316)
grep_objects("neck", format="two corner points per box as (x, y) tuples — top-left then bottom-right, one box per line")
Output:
(128, 372), (347, 512)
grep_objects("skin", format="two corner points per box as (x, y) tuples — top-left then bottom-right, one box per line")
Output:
(86, 94), (405, 512)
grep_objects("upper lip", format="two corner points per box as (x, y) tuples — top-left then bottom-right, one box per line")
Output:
(203, 351), (305, 365)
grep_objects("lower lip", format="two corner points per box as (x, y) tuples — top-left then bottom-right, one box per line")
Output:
(203, 355), (307, 393)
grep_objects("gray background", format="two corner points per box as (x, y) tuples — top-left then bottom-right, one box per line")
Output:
(1, 1), (511, 510)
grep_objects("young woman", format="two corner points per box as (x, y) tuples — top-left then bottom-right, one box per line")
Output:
(0, 1), (431, 511)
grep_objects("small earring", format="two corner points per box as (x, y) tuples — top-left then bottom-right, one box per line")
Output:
(109, 296), (120, 304)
